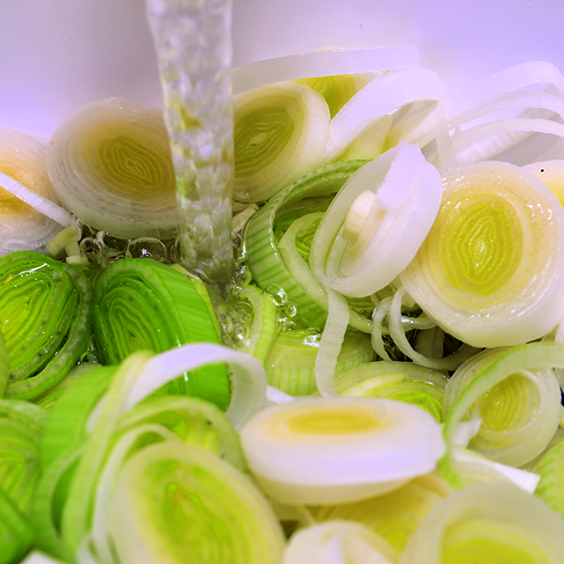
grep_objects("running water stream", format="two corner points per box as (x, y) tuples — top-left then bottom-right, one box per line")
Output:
(146, 0), (235, 288)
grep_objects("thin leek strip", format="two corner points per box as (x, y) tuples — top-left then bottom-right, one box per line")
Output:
(121, 344), (268, 430)
(47, 97), (179, 240)
(0, 332), (8, 398)
(228, 285), (278, 364)
(336, 115), (392, 161)
(448, 60), (564, 116)
(449, 117), (564, 166)
(0, 128), (67, 256)
(310, 141), (442, 298)
(400, 161), (564, 347)
(109, 442), (285, 564)
(534, 439), (564, 518)
(264, 328), (374, 396)
(244, 159), (367, 329)
(310, 472), (452, 553)
(323, 69), (446, 163)
(233, 82), (330, 202)
(240, 397), (445, 505)
(388, 287), (479, 371)
(93, 257), (230, 409)
(315, 290), (351, 397)
(399, 482), (564, 564)
(116, 394), (247, 472)
(336, 361), (448, 423)
(232, 45), (421, 94)
(282, 521), (398, 564)
(0, 252), (93, 400)
(440, 342), (564, 487)
(371, 297), (392, 361)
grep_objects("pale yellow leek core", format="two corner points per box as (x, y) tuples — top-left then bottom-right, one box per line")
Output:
(80, 127), (175, 199)
(400, 161), (564, 347)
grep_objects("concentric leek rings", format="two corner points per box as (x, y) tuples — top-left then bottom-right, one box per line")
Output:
(47, 98), (178, 239)
(233, 83), (331, 202)
(0, 251), (93, 399)
(400, 161), (564, 347)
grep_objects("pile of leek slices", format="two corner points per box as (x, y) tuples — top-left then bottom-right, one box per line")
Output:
(5, 44), (564, 564)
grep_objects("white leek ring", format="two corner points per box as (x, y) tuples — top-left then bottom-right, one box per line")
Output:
(240, 397), (445, 505)
(400, 161), (564, 347)
(233, 82), (330, 202)
(47, 97), (179, 239)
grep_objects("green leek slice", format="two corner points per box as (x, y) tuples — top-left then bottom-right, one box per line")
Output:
(244, 159), (367, 329)
(240, 397), (444, 505)
(337, 361), (448, 422)
(311, 472), (452, 553)
(400, 482), (564, 564)
(400, 161), (564, 347)
(264, 329), (374, 396)
(0, 128), (63, 256)
(233, 82), (331, 202)
(47, 98), (179, 239)
(534, 439), (564, 518)
(92, 257), (230, 409)
(109, 443), (285, 564)
(0, 251), (93, 400)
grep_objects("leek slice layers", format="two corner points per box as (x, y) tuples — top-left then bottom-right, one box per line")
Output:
(0, 251), (93, 400)
(401, 161), (564, 347)
(47, 98), (179, 239)
(92, 258), (231, 409)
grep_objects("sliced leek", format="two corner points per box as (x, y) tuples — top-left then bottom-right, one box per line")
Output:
(400, 482), (564, 564)
(109, 443), (285, 564)
(523, 159), (564, 206)
(311, 472), (452, 553)
(92, 257), (230, 408)
(0, 251), (93, 400)
(240, 397), (444, 504)
(232, 45), (421, 94)
(264, 328), (374, 396)
(233, 82), (330, 202)
(336, 361), (448, 422)
(244, 159), (367, 329)
(282, 521), (398, 564)
(401, 161), (564, 347)
(47, 98), (179, 239)
(0, 128), (65, 256)
(310, 140), (442, 297)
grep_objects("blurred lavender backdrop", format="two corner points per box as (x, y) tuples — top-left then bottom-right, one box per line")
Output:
(1, 0), (562, 137)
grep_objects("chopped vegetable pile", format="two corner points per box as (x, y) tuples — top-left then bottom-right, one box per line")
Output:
(4, 39), (564, 564)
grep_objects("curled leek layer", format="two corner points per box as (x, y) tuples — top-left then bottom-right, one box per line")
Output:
(93, 258), (230, 409)
(240, 397), (445, 505)
(336, 361), (449, 422)
(0, 128), (63, 256)
(244, 159), (367, 329)
(0, 251), (93, 400)
(443, 347), (562, 467)
(110, 443), (284, 564)
(233, 82), (331, 202)
(264, 329), (374, 396)
(0, 400), (47, 563)
(282, 521), (398, 564)
(47, 98), (179, 239)
(400, 161), (564, 347)
(400, 482), (564, 564)
(310, 140), (442, 297)
(311, 473), (452, 553)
